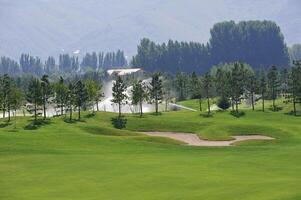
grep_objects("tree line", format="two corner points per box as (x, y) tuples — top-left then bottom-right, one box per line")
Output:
(0, 50), (127, 77)
(132, 20), (290, 73)
(1, 60), (300, 127)
(169, 61), (301, 116)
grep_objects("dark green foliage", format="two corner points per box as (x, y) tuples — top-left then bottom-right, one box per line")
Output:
(230, 62), (246, 113)
(149, 73), (163, 114)
(131, 80), (148, 117)
(267, 65), (280, 111)
(111, 76), (127, 118)
(74, 80), (88, 120)
(54, 77), (68, 116)
(111, 116), (127, 129)
(285, 61), (301, 115)
(41, 75), (52, 119)
(132, 38), (210, 73)
(217, 96), (230, 110)
(258, 68), (267, 112)
(245, 70), (258, 110)
(210, 20), (289, 69)
(202, 72), (212, 115)
(26, 77), (42, 121)
(132, 21), (289, 73)
(175, 72), (189, 101)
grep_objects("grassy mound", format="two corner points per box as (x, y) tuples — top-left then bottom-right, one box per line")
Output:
(0, 105), (301, 200)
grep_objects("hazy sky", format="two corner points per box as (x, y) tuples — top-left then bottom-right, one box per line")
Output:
(0, 0), (300, 58)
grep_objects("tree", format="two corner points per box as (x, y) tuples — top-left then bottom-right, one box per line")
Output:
(41, 75), (52, 119)
(26, 78), (42, 121)
(149, 73), (163, 114)
(215, 68), (231, 110)
(202, 72), (212, 115)
(74, 80), (88, 120)
(230, 63), (245, 113)
(111, 76), (127, 118)
(54, 77), (68, 116)
(267, 65), (280, 111)
(246, 70), (258, 111)
(285, 61), (301, 115)
(84, 80), (98, 113)
(131, 80), (148, 117)
(95, 81), (104, 112)
(1, 74), (12, 120)
(175, 72), (188, 101)
(258, 68), (267, 112)
(66, 82), (75, 121)
(9, 87), (22, 128)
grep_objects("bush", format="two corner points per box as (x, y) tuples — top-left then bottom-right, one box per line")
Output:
(217, 97), (230, 110)
(111, 117), (127, 129)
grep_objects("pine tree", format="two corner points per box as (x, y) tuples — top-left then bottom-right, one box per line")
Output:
(202, 72), (212, 115)
(74, 80), (88, 120)
(149, 73), (163, 114)
(246, 71), (258, 111)
(267, 65), (280, 111)
(41, 75), (52, 119)
(285, 61), (301, 115)
(54, 77), (68, 116)
(258, 68), (267, 112)
(111, 76), (127, 118)
(131, 80), (148, 117)
(66, 82), (75, 121)
(26, 78), (42, 121)
(84, 80), (98, 113)
(10, 86), (22, 128)
(231, 62), (245, 113)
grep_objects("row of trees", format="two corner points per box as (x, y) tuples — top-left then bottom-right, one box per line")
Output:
(0, 50), (128, 77)
(0, 74), (104, 123)
(171, 61), (301, 116)
(132, 20), (290, 73)
(112, 73), (163, 118)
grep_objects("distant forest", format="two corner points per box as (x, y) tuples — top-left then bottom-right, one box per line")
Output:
(1, 20), (301, 76)
(132, 20), (294, 73)
(0, 50), (127, 76)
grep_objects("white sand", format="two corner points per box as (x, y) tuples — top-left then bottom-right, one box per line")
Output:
(143, 132), (274, 146)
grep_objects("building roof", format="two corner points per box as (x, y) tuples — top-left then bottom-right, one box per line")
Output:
(107, 68), (143, 76)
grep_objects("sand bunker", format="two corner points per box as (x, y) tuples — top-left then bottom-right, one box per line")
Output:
(143, 132), (274, 146)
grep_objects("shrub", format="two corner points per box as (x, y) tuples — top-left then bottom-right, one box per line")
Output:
(217, 97), (230, 110)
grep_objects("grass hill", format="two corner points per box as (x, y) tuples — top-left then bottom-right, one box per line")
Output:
(1, 99), (301, 199)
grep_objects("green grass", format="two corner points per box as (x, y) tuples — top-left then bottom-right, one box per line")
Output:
(1, 102), (301, 200)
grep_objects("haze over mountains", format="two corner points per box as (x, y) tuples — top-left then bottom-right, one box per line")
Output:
(0, 0), (300, 60)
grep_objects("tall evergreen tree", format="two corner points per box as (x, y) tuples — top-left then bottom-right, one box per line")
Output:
(111, 76), (127, 118)
(267, 65), (280, 111)
(54, 77), (68, 116)
(74, 80), (88, 120)
(41, 75), (52, 119)
(149, 73), (163, 114)
(131, 80), (148, 117)
(26, 78), (42, 121)
(258, 68), (267, 112)
(231, 62), (245, 113)
(202, 72), (212, 115)
(285, 61), (301, 115)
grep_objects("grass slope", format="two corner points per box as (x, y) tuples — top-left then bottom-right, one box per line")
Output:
(1, 102), (301, 200)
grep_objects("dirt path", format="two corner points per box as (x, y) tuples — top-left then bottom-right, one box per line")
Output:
(143, 132), (274, 146)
